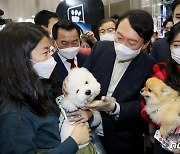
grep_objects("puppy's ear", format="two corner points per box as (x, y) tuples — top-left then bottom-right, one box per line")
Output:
(161, 86), (171, 96)
(62, 77), (69, 96)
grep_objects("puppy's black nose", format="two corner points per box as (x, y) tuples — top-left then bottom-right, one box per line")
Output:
(85, 90), (91, 95)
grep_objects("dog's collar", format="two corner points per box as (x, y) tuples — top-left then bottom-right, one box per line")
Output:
(56, 95), (68, 120)
(149, 100), (175, 115)
(55, 95), (81, 123)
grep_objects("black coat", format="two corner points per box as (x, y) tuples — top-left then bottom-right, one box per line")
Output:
(53, 52), (88, 90)
(150, 38), (170, 62)
(84, 41), (156, 154)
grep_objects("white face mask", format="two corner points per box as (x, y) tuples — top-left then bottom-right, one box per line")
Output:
(58, 46), (80, 59)
(114, 42), (142, 62)
(171, 47), (180, 64)
(32, 57), (57, 79)
(100, 33), (115, 41)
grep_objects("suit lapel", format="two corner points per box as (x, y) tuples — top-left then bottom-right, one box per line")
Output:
(53, 52), (68, 80)
(100, 45), (116, 96)
(112, 52), (146, 98)
(77, 54), (83, 67)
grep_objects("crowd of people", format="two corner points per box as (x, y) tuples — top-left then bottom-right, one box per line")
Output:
(0, 0), (180, 154)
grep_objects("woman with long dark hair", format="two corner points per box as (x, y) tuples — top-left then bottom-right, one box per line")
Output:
(0, 22), (90, 153)
(142, 22), (180, 154)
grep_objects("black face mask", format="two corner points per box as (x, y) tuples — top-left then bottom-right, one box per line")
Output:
(165, 31), (170, 37)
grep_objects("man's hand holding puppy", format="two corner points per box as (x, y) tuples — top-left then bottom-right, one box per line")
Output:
(67, 109), (93, 124)
(86, 96), (120, 115)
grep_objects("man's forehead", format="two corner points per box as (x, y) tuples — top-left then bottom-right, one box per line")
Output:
(116, 20), (142, 41)
(174, 5), (180, 13)
(57, 29), (79, 38)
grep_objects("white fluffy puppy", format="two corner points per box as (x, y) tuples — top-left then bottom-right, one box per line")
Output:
(58, 67), (101, 149)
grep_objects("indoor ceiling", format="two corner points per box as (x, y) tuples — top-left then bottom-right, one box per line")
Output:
(102, 0), (124, 4)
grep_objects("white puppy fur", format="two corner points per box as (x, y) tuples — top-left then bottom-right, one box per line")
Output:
(59, 67), (101, 149)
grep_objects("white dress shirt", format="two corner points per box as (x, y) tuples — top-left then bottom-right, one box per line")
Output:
(57, 52), (78, 72)
(97, 57), (131, 136)
(107, 56), (131, 115)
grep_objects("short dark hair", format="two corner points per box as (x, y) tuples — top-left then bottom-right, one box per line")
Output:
(115, 9), (154, 44)
(163, 15), (173, 28)
(0, 9), (4, 16)
(172, 0), (180, 13)
(110, 14), (119, 20)
(167, 21), (180, 44)
(0, 22), (50, 115)
(98, 18), (116, 30)
(52, 19), (81, 40)
(34, 10), (58, 28)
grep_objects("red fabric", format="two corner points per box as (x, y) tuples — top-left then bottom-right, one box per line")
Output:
(151, 63), (167, 81)
(172, 126), (180, 134)
(66, 59), (76, 69)
(178, 67), (180, 74)
(79, 48), (91, 55)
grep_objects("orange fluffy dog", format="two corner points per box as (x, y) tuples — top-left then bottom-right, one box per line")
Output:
(141, 77), (180, 139)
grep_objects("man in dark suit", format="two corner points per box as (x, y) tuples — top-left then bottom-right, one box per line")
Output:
(34, 10), (59, 54)
(52, 19), (88, 89)
(84, 9), (156, 154)
(150, 37), (170, 62)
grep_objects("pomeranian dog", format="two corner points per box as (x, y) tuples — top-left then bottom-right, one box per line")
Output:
(141, 77), (180, 139)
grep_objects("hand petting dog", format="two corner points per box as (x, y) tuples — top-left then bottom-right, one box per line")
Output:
(67, 109), (93, 124)
(86, 96), (116, 113)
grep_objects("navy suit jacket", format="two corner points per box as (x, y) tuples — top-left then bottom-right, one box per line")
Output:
(84, 41), (156, 154)
(53, 52), (88, 90)
(150, 38), (170, 62)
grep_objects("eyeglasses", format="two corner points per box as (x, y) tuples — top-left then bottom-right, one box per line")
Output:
(99, 28), (115, 34)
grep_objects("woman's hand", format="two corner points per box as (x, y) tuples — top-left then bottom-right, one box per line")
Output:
(67, 109), (93, 124)
(70, 123), (91, 145)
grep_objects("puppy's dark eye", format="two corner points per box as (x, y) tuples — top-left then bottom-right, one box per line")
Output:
(148, 88), (152, 92)
(85, 81), (88, 84)
(76, 89), (79, 93)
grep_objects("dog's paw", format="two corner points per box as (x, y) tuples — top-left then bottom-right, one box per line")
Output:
(160, 127), (168, 140)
